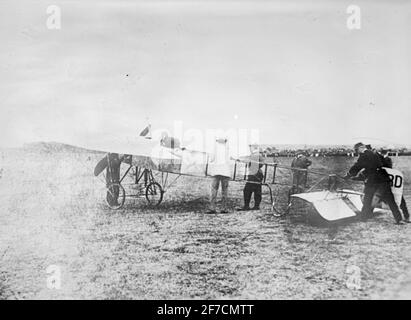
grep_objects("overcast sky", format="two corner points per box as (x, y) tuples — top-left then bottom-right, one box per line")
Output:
(0, 0), (410, 148)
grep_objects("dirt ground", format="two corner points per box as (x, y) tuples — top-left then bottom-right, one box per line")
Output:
(0, 148), (411, 300)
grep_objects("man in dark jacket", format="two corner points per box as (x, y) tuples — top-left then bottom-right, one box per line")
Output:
(238, 146), (264, 211)
(345, 143), (404, 224)
(240, 168), (264, 211)
(378, 149), (393, 169)
(291, 153), (312, 188)
(105, 153), (124, 206)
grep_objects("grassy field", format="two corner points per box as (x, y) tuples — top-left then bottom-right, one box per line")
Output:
(0, 148), (411, 299)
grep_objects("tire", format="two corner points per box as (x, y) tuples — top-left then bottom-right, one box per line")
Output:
(105, 182), (125, 209)
(145, 182), (163, 207)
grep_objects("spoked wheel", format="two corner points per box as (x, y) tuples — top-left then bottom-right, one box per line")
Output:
(105, 182), (126, 210)
(145, 182), (163, 207)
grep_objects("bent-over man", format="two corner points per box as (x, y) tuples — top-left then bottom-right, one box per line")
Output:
(345, 142), (404, 224)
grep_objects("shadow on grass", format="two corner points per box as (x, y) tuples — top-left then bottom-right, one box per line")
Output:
(103, 196), (243, 215)
(285, 201), (389, 230)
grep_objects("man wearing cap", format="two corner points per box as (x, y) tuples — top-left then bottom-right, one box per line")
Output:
(238, 145), (264, 211)
(378, 149), (393, 169)
(93, 153), (125, 206)
(160, 131), (181, 149)
(291, 153), (312, 188)
(345, 142), (404, 224)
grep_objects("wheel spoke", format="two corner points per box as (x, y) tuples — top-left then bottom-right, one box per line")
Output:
(145, 182), (163, 207)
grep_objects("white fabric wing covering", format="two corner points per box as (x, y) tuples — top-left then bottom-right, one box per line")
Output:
(70, 137), (164, 158)
(74, 137), (213, 176)
(180, 149), (208, 176)
(291, 191), (361, 221)
(312, 198), (358, 221)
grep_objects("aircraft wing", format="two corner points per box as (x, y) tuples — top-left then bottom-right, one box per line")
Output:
(72, 137), (211, 176)
(73, 137), (170, 158)
(291, 190), (362, 221)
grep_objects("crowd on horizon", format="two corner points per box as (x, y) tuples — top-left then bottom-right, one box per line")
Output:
(261, 146), (411, 158)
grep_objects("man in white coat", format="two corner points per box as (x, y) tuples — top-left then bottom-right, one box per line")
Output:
(207, 136), (231, 213)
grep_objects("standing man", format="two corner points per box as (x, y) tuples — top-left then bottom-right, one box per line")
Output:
(291, 153), (312, 188)
(160, 131), (181, 149)
(345, 142), (404, 224)
(105, 153), (125, 207)
(238, 145), (264, 211)
(94, 153), (125, 207)
(207, 136), (231, 214)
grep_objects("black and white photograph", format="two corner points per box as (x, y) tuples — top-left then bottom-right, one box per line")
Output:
(0, 0), (411, 303)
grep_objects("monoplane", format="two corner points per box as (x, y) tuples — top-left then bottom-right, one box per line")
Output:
(87, 135), (405, 222)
